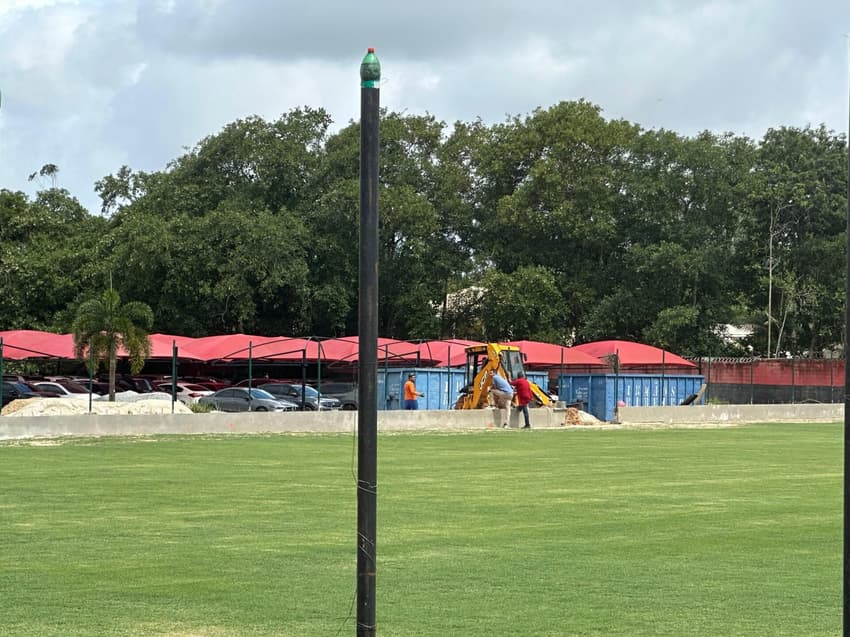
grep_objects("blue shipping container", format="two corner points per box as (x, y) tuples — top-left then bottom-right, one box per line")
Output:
(377, 368), (551, 410)
(557, 374), (705, 421)
(378, 368), (466, 410)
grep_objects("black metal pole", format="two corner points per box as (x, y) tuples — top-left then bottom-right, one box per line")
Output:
(750, 357), (755, 404)
(248, 342), (253, 409)
(791, 354), (796, 404)
(0, 338), (4, 411)
(316, 341), (322, 398)
(613, 350), (620, 423)
(832, 355), (836, 404)
(447, 345), (452, 407)
(301, 350), (307, 410)
(357, 46), (380, 637)
(843, 41), (849, 635)
(88, 338), (94, 414)
(172, 341), (178, 414)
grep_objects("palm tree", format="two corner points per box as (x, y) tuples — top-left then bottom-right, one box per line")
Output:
(72, 288), (154, 401)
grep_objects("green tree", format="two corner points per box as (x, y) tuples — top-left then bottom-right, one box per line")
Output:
(27, 163), (60, 189)
(71, 288), (154, 401)
(579, 129), (755, 355)
(0, 188), (106, 330)
(478, 266), (566, 342)
(96, 109), (326, 335)
(310, 111), (473, 339)
(470, 101), (640, 339)
(742, 125), (847, 355)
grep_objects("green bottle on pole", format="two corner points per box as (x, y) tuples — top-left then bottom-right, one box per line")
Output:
(360, 48), (381, 88)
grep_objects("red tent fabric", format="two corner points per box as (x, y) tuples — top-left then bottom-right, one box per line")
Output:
(134, 334), (206, 360)
(0, 330), (75, 359)
(185, 334), (283, 361)
(503, 340), (607, 367)
(244, 337), (316, 361)
(318, 336), (434, 365)
(416, 339), (484, 367)
(571, 340), (696, 368)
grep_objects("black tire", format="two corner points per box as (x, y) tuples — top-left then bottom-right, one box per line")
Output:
(255, 406), (268, 412)
(341, 403), (358, 411)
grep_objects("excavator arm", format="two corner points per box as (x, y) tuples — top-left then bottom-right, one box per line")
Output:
(457, 343), (553, 410)
(528, 381), (553, 408)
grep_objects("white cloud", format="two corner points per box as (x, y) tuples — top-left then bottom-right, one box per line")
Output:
(0, 0), (848, 213)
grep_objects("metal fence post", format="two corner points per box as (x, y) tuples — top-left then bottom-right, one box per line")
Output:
(791, 354), (796, 404)
(0, 338), (4, 411)
(750, 357), (754, 405)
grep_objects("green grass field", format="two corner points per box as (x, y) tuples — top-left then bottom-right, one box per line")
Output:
(0, 423), (841, 636)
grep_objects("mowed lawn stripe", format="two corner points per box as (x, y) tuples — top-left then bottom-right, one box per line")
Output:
(0, 424), (841, 636)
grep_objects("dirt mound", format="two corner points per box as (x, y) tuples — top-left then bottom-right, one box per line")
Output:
(563, 407), (601, 426)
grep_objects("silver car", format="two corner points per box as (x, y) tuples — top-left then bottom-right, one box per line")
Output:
(198, 387), (298, 412)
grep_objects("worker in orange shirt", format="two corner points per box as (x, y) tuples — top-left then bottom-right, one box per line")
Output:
(403, 373), (424, 410)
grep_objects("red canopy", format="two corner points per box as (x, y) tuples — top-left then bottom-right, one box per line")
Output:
(184, 334), (283, 361)
(180, 335), (432, 365)
(416, 339), (484, 367)
(0, 330), (75, 359)
(216, 337), (314, 362)
(319, 336), (434, 365)
(571, 340), (696, 368)
(503, 340), (607, 367)
(134, 334), (206, 360)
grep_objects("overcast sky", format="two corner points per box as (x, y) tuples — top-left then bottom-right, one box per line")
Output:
(1, 0), (848, 214)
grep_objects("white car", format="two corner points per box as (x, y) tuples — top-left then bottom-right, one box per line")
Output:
(32, 380), (102, 401)
(155, 382), (214, 405)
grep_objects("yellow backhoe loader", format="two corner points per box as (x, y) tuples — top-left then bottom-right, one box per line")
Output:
(455, 343), (553, 409)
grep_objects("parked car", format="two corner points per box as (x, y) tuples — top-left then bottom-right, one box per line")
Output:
(22, 381), (64, 399)
(31, 380), (101, 401)
(73, 379), (110, 396)
(95, 376), (139, 393)
(234, 378), (287, 387)
(155, 382), (214, 405)
(179, 376), (233, 391)
(258, 383), (341, 411)
(128, 377), (156, 393)
(316, 381), (358, 410)
(1, 381), (40, 407)
(197, 387), (298, 412)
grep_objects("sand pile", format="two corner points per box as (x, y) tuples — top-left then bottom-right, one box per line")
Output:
(2, 397), (193, 417)
(562, 407), (601, 426)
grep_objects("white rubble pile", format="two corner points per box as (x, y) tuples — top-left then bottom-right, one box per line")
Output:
(1, 396), (193, 417)
(112, 390), (173, 402)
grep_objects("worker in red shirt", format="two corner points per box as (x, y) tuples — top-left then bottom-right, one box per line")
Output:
(510, 371), (534, 429)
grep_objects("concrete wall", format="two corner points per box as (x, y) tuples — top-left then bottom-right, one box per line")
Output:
(1, 404), (841, 440)
(0, 406), (570, 441)
(618, 403), (842, 425)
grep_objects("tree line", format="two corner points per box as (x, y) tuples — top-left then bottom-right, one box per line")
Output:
(1, 100), (847, 358)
